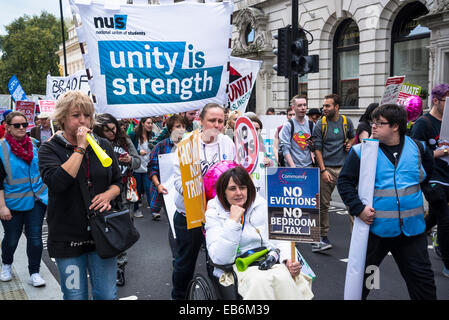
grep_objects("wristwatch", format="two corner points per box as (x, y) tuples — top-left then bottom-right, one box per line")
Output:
(444, 149), (448, 155)
(320, 169), (327, 173)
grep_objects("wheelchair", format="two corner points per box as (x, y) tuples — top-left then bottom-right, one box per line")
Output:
(186, 250), (242, 300)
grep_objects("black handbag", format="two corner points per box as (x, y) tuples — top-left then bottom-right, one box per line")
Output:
(78, 176), (140, 259)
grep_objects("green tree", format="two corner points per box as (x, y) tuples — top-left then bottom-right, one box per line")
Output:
(0, 11), (67, 95)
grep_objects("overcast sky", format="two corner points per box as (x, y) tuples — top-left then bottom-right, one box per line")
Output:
(0, 0), (72, 35)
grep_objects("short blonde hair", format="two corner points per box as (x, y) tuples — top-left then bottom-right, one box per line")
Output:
(226, 110), (240, 127)
(53, 91), (95, 130)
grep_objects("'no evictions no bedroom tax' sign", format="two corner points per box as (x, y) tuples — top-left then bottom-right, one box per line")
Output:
(266, 167), (320, 243)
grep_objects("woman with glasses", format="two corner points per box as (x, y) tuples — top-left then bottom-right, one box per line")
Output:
(0, 111), (48, 287)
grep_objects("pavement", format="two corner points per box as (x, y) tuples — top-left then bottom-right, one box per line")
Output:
(0, 188), (437, 300)
(0, 220), (63, 300)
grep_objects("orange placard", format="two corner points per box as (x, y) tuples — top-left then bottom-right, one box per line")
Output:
(177, 130), (205, 229)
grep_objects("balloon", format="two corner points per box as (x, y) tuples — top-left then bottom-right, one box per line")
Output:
(204, 160), (239, 201)
(404, 95), (422, 122)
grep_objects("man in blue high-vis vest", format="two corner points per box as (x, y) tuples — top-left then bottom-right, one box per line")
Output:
(337, 104), (437, 300)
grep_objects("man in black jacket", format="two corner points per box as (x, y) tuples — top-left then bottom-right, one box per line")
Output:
(411, 83), (449, 278)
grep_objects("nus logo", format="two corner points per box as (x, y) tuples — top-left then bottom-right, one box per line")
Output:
(94, 15), (127, 30)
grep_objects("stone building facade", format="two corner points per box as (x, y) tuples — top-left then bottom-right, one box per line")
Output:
(57, 0), (449, 121)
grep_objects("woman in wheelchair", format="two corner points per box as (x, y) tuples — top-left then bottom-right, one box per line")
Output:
(205, 166), (313, 300)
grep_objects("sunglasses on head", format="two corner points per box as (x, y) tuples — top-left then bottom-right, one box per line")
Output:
(9, 122), (28, 129)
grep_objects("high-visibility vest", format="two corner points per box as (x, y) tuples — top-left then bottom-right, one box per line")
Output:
(0, 140), (48, 211)
(353, 136), (426, 237)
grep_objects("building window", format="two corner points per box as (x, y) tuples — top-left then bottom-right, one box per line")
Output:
(391, 2), (430, 96)
(333, 19), (359, 109)
(245, 25), (255, 46)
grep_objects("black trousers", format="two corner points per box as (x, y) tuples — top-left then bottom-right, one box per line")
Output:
(362, 232), (436, 300)
(424, 182), (449, 269)
(171, 211), (204, 300)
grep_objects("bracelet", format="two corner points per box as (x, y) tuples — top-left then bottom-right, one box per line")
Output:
(74, 146), (86, 155)
(320, 169), (327, 173)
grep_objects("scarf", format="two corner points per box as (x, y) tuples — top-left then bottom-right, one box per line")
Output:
(5, 133), (33, 165)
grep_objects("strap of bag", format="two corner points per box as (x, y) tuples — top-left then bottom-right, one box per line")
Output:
(321, 116), (328, 141)
(308, 120), (314, 135)
(289, 119), (294, 140)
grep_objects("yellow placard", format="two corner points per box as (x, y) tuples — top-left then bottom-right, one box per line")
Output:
(177, 129), (205, 229)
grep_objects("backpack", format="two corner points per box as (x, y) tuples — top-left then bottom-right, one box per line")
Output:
(321, 115), (348, 143)
(278, 119), (314, 167)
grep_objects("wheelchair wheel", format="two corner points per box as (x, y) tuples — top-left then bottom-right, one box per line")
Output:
(187, 274), (217, 300)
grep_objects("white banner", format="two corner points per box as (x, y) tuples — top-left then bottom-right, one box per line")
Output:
(159, 152), (177, 239)
(228, 56), (262, 113)
(71, 0), (233, 118)
(46, 70), (91, 101)
(344, 139), (379, 300)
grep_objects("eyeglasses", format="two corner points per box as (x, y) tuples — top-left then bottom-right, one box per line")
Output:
(9, 122), (28, 129)
(369, 121), (390, 127)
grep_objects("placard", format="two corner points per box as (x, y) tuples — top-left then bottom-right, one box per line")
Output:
(266, 167), (320, 243)
(380, 76), (405, 106)
(46, 71), (91, 100)
(177, 129), (205, 229)
(159, 152), (177, 238)
(228, 56), (262, 113)
(15, 100), (36, 131)
(234, 116), (259, 174)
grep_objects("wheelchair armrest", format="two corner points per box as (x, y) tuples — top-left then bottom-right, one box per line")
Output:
(208, 261), (235, 273)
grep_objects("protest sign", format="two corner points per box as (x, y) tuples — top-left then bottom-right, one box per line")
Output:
(234, 116), (259, 174)
(0, 107), (9, 122)
(380, 76), (405, 105)
(38, 100), (56, 114)
(15, 101), (36, 131)
(228, 56), (262, 113)
(159, 152), (177, 238)
(250, 152), (267, 199)
(396, 82), (422, 106)
(46, 71), (91, 100)
(71, 0), (233, 118)
(8, 75), (28, 102)
(177, 130), (205, 229)
(266, 167), (320, 243)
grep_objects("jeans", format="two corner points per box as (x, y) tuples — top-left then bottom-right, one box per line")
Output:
(133, 172), (152, 211)
(171, 211), (204, 300)
(362, 232), (436, 300)
(1, 201), (46, 275)
(55, 251), (117, 300)
(423, 182), (449, 269)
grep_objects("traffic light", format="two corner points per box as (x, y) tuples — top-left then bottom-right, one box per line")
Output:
(290, 32), (319, 76)
(273, 26), (291, 77)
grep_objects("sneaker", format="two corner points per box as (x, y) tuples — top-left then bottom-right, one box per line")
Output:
(443, 267), (449, 278)
(312, 237), (333, 252)
(28, 273), (46, 287)
(117, 268), (125, 287)
(134, 209), (144, 218)
(433, 232), (442, 258)
(0, 264), (12, 282)
(152, 213), (161, 221)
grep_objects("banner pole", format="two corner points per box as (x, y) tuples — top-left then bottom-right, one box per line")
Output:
(291, 242), (296, 262)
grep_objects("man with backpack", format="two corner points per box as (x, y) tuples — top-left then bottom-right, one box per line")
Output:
(312, 93), (356, 252)
(411, 83), (449, 278)
(279, 95), (315, 168)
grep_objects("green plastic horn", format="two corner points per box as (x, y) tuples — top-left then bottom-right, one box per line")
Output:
(235, 249), (268, 272)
